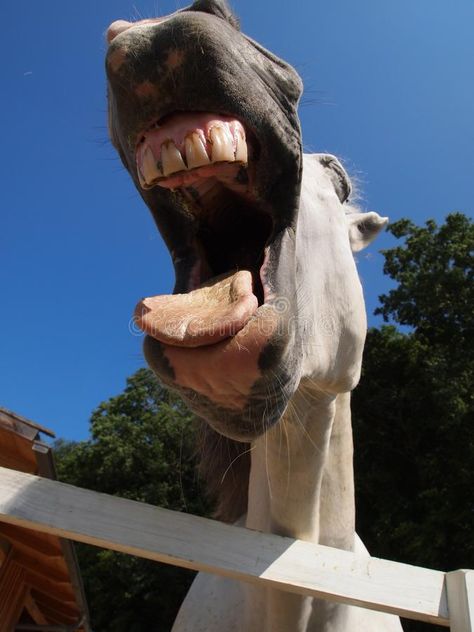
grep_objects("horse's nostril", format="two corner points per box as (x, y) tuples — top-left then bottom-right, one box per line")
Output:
(106, 20), (133, 44)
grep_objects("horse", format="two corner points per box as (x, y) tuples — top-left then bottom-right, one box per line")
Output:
(106, 3), (403, 629)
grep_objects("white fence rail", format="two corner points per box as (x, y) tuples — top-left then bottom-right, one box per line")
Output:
(0, 466), (471, 630)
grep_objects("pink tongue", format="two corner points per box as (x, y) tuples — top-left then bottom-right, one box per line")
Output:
(135, 270), (258, 348)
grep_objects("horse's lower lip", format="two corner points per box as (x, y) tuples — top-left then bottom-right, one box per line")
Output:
(160, 303), (280, 410)
(142, 228), (296, 416)
(137, 262), (279, 411)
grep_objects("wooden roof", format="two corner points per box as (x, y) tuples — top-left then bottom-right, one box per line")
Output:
(0, 407), (91, 632)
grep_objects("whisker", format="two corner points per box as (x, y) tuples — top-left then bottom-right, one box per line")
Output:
(220, 444), (255, 485)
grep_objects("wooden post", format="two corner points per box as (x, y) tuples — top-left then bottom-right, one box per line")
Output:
(447, 570), (474, 632)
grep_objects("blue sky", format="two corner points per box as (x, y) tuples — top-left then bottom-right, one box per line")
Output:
(1, 0), (473, 441)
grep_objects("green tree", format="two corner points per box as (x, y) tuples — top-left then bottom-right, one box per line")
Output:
(352, 213), (474, 632)
(54, 368), (211, 632)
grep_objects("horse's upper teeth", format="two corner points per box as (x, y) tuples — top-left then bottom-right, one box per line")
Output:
(185, 132), (211, 169)
(235, 130), (248, 163)
(137, 166), (147, 188)
(142, 146), (163, 181)
(210, 126), (235, 163)
(161, 141), (187, 176)
(137, 123), (249, 187)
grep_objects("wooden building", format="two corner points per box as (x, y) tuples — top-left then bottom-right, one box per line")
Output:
(0, 407), (91, 632)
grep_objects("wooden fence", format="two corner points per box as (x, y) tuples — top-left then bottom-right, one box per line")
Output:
(0, 466), (472, 631)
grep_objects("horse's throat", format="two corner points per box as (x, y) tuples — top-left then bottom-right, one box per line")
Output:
(245, 390), (351, 542)
(318, 392), (356, 551)
(244, 390), (356, 632)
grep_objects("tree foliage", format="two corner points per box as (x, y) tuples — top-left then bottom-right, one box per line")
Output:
(352, 213), (474, 632)
(375, 213), (473, 343)
(54, 369), (211, 632)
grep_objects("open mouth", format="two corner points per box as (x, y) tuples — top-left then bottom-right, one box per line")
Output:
(134, 111), (276, 351)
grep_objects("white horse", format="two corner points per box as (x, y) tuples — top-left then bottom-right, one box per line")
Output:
(106, 3), (403, 630)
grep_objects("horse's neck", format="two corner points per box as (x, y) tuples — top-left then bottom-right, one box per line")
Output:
(244, 386), (355, 632)
(246, 386), (354, 545)
(319, 391), (355, 551)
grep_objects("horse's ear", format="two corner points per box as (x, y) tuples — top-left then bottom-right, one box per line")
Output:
(318, 154), (352, 203)
(346, 211), (388, 252)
